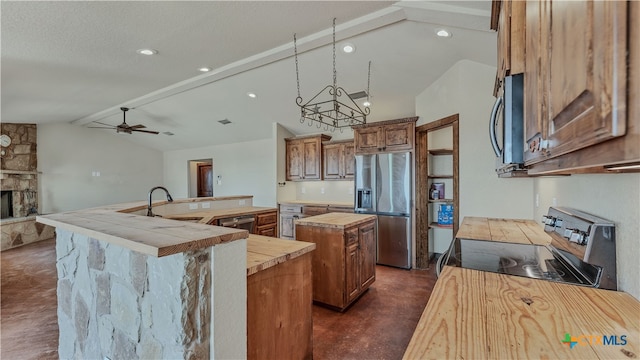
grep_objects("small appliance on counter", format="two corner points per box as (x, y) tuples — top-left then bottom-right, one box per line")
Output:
(439, 207), (617, 290)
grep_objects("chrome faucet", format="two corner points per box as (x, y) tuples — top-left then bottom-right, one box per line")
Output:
(147, 186), (173, 217)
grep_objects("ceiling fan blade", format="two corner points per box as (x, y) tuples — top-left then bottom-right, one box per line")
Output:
(130, 124), (147, 129)
(93, 121), (116, 127)
(87, 126), (116, 129)
(130, 129), (159, 134)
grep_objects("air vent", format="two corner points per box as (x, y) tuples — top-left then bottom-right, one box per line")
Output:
(218, 119), (232, 125)
(348, 91), (368, 100)
(163, 131), (174, 136)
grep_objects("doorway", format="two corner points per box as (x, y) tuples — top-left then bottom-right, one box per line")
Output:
(188, 159), (213, 198)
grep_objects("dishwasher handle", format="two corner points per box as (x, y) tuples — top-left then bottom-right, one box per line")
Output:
(220, 216), (255, 227)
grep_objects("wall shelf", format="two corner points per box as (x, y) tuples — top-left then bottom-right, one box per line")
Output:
(428, 148), (453, 156)
(429, 222), (454, 229)
(427, 175), (453, 179)
(428, 199), (454, 203)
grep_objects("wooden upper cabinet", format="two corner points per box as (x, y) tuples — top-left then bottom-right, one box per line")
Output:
(286, 134), (331, 181)
(524, 0), (628, 166)
(492, 0), (526, 82)
(353, 117), (417, 155)
(323, 140), (355, 180)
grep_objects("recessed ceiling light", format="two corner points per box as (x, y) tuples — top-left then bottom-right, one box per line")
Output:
(342, 43), (356, 54)
(435, 29), (452, 38)
(247, 92), (257, 98)
(136, 48), (158, 56)
(198, 67), (211, 72)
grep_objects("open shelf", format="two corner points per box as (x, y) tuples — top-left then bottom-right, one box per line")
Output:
(428, 148), (453, 156)
(428, 198), (454, 203)
(429, 222), (454, 229)
(427, 175), (453, 179)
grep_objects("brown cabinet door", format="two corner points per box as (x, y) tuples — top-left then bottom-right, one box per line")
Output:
(345, 241), (360, 303)
(354, 126), (382, 154)
(343, 143), (355, 179)
(302, 137), (322, 180)
(525, 0), (627, 165)
(286, 139), (304, 181)
(323, 143), (342, 180)
(382, 122), (414, 152)
(359, 221), (376, 289)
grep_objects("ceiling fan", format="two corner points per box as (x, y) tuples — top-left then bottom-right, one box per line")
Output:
(89, 107), (159, 134)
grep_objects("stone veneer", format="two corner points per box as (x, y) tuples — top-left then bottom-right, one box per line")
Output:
(55, 228), (247, 359)
(1, 216), (55, 250)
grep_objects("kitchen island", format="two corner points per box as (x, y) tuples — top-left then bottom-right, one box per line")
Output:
(295, 213), (377, 311)
(35, 196), (311, 360)
(404, 217), (640, 359)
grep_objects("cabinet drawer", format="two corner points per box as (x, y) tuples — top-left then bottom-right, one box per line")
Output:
(345, 228), (359, 245)
(280, 205), (302, 213)
(256, 211), (277, 226)
(303, 206), (328, 216)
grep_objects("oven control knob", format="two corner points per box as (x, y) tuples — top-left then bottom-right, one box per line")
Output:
(563, 228), (574, 239)
(569, 230), (584, 244)
(543, 216), (557, 226)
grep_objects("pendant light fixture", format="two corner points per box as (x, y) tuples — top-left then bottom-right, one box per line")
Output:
(293, 18), (371, 132)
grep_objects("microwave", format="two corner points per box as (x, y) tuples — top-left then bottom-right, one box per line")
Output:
(489, 73), (525, 175)
(489, 74), (526, 175)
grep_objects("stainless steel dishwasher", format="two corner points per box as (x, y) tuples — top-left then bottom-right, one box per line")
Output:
(218, 214), (255, 233)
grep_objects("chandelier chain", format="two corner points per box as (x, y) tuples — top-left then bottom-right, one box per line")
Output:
(294, 33), (301, 98)
(367, 61), (371, 101)
(332, 18), (337, 90)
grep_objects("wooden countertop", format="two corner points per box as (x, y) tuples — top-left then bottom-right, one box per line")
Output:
(403, 266), (640, 359)
(164, 206), (277, 224)
(37, 207), (248, 257)
(246, 235), (315, 276)
(279, 200), (354, 208)
(456, 216), (551, 245)
(294, 213), (377, 229)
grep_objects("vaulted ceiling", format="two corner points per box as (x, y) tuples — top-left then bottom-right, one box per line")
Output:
(1, 1), (496, 151)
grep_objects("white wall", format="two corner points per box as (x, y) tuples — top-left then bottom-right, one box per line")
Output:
(534, 173), (640, 300)
(163, 138), (276, 207)
(38, 123), (163, 213)
(415, 60), (534, 252)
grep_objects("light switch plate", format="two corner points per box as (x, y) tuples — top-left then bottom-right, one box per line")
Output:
(202, 202), (210, 209)
(239, 200), (246, 206)
(189, 203), (198, 210)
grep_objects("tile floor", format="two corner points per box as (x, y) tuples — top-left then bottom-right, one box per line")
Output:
(0, 238), (437, 359)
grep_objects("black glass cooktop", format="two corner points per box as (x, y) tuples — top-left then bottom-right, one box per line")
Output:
(443, 238), (602, 287)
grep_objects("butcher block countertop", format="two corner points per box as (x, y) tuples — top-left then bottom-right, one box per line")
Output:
(246, 235), (315, 276)
(37, 207), (249, 257)
(403, 266), (640, 359)
(404, 217), (640, 359)
(294, 213), (376, 229)
(456, 216), (551, 245)
(164, 206), (277, 224)
(278, 200), (354, 208)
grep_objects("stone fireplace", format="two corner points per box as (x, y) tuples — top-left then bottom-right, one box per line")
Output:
(1, 123), (54, 250)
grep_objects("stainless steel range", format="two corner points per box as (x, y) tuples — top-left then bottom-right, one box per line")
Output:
(439, 207), (617, 290)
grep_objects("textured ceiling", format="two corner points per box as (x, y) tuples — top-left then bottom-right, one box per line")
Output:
(1, 1), (495, 151)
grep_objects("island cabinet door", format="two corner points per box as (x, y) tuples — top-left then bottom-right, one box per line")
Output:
(359, 221), (376, 289)
(345, 228), (361, 303)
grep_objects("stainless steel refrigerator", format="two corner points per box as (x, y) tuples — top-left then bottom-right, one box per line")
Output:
(354, 152), (412, 269)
